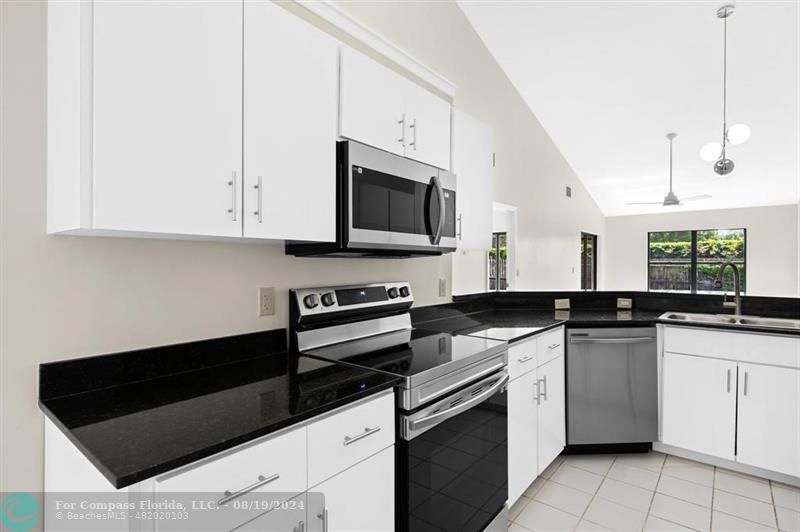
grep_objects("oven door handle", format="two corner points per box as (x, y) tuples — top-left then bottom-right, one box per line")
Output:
(430, 174), (445, 245)
(409, 373), (509, 432)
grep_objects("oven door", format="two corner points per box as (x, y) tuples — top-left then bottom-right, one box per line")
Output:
(398, 370), (508, 532)
(344, 141), (456, 252)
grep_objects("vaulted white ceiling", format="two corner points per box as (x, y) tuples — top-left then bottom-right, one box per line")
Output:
(458, 0), (799, 216)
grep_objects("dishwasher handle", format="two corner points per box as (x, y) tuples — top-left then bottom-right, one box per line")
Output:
(569, 336), (656, 345)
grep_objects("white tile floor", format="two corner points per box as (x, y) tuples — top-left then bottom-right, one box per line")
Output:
(509, 452), (800, 532)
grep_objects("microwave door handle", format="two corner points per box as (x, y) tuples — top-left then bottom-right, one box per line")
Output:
(431, 174), (445, 245)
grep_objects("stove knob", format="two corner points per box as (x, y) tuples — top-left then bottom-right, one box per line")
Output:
(321, 292), (335, 307)
(303, 294), (319, 309)
(387, 287), (399, 299)
(399, 286), (410, 298)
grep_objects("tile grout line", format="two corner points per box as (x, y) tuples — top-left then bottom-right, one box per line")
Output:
(769, 479), (780, 530)
(710, 465), (717, 532)
(641, 455), (665, 532)
(576, 454), (618, 531)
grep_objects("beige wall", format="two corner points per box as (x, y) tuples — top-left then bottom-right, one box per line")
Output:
(0, 0), (605, 491)
(604, 205), (799, 296)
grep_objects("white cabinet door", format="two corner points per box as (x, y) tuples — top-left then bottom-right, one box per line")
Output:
(243, 1), (337, 242)
(537, 354), (565, 473)
(308, 447), (394, 532)
(736, 363), (800, 477)
(235, 493), (307, 532)
(453, 110), (493, 250)
(661, 353), (737, 460)
(405, 83), (451, 170)
(339, 47), (406, 157)
(92, 1), (243, 237)
(508, 370), (539, 506)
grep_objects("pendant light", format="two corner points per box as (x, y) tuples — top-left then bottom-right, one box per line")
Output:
(701, 4), (751, 175)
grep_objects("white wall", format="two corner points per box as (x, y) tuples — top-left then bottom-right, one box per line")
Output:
(0, 0), (605, 491)
(604, 205), (799, 296)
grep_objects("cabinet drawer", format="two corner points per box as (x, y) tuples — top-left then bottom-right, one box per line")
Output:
(508, 338), (538, 380)
(308, 391), (395, 487)
(664, 326), (800, 368)
(156, 426), (306, 498)
(537, 327), (565, 366)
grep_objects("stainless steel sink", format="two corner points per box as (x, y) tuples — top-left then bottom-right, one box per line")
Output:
(660, 312), (800, 330)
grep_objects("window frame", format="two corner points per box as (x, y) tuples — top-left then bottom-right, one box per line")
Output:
(647, 228), (747, 294)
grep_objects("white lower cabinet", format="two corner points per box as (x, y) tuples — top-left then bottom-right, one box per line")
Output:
(660, 326), (800, 479)
(307, 446), (395, 532)
(661, 353), (737, 460)
(507, 327), (566, 506)
(508, 369), (539, 506)
(536, 355), (566, 472)
(736, 363), (800, 477)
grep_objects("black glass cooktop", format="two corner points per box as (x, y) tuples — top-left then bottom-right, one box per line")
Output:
(302, 327), (506, 379)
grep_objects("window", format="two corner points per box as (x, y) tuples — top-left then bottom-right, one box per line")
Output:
(580, 232), (598, 291)
(488, 232), (508, 291)
(648, 229), (746, 294)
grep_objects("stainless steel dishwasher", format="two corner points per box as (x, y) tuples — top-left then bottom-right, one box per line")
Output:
(566, 327), (658, 450)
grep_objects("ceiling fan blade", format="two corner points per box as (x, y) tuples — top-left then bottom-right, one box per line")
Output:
(626, 201), (664, 205)
(680, 194), (712, 202)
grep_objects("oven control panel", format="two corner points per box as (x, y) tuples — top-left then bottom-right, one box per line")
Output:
(292, 282), (413, 316)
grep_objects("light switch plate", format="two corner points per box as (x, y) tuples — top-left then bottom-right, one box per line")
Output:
(617, 298), (633, 309)
(258, 287), (275, 316)
(554, 298), (570, 310)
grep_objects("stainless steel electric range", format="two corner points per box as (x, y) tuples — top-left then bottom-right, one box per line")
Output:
(289, 282), (510, 532)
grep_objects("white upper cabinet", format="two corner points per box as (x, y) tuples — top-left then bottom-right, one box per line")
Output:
(736, 363), (800, 477)
(404, 82), (452, 170)
(92, 1), (243, 237)
(339, 47), (451, 170)
(339, 47), (406, 158)
(243, 1), (337, 242)
(453, 110), (493, 249)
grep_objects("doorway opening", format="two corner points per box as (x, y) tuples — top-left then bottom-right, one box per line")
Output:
(581, 232), (598, 291)
(487, 203), (517, 291)
(488, 232), (507, 291)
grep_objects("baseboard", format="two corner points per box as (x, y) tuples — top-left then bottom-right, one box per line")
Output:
(653, 442), (800, 488)
(563, 442), (652, 455)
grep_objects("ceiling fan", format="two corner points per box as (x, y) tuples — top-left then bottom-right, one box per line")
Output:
(627, 133), (711, 207)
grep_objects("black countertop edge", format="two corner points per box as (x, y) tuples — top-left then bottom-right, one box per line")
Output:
(414, 307), (800, 343)
(40, 377), (398, 489)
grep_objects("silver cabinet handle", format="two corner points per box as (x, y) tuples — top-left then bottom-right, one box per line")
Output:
(727, 369), (731, 393)
(217, 473), (279, 506)
(517, 355), (534, 364)
(743, 371), (748, 396)
(533, 380), (541, 405)
(293, 520), (305, 532)
(457, 213), (463, 240)
(317, 508), (328, 532)
(398, 114), (406, 147)
(547, 343), (561, 350)
(253, 175), (262, 223)
(409, 118), (417, 150)
(227, 171), (237, 221)
(343, 426), (381, 446)
(538, 375), (548, 401)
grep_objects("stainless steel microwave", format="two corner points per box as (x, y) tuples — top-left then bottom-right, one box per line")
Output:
(286, 141), (457, 257)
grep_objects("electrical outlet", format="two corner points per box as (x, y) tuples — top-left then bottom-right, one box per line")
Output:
(554, 298), (570, 310)
(438, 279), (447, 297)
(617, 298), (633, 309)
(258, 287), (275, 317)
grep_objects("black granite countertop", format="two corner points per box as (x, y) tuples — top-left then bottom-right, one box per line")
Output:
(39, 330), (398, 489)
(415, 306), (800, 342)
